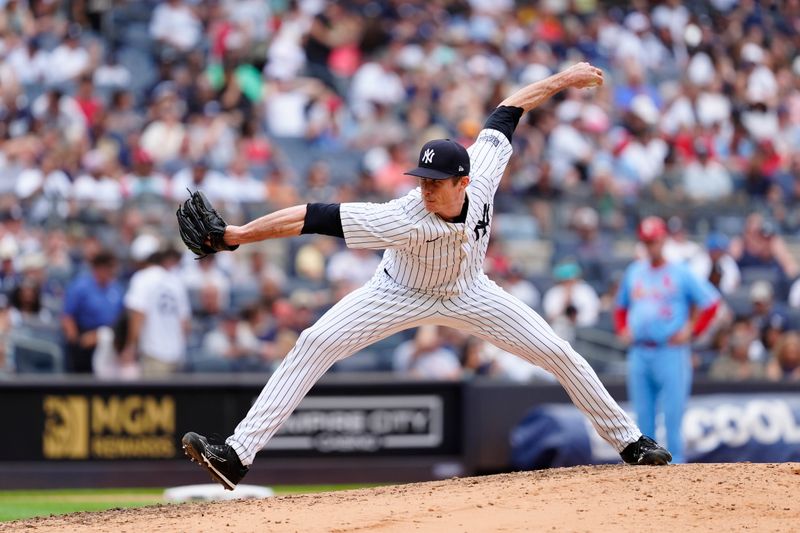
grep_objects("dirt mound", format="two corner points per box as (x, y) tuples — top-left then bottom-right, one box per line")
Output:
(4, 463), (799, 533)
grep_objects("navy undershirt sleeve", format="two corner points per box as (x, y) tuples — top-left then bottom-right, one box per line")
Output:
(301, 203), (344, 238)
(483, 105), (524, 142)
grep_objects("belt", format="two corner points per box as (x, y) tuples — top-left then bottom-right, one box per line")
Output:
(633, 340), (662, 348)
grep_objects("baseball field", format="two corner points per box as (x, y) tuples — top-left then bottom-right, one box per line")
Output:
(1, 463), (798, 532)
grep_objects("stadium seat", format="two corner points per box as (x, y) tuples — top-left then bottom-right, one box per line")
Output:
(10, 335), (64, 373)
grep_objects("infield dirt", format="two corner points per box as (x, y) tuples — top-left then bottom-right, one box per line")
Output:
(2, 463), (798, 532)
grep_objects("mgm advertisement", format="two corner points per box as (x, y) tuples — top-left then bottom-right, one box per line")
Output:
(42, 394), (176, 460)
(0, 381), (461, 462)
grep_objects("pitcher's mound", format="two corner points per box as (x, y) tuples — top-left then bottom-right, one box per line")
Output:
(4, 463), (799, 533)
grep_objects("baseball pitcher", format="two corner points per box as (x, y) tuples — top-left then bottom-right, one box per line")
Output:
(177, 62), (671, 490)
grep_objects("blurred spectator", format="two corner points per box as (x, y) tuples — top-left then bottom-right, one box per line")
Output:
(139, 92), (186, 167)
(0, 240), (20, 296)
(6, 37), (49, 86)
(543, 261), (599, 342)
(682, 139), (733, 203)
(499, 267), (540, 310)
(201, 309), (266, 371)
(0, 295), (11, 372)
(326, 246), (382, 289)
(304, 160), (337, 203)
(149, 0), (202, 56)
(122, 149), (169, 200)
(186, 101), (237, 169)
(662, 216), (703, 264)
(746, 280), (790, 362)
(766, 331), (800, 382)
(93, 50), (132, 93)
(708, 318), (766, 382)
(689, 232), (741, 295)
(121, 244), (190, 377)
(182, 254), (231, 315)
(92, 314), (140, 380)
(393, 326), (461, 380)
(220, 155), (266, 205)
(72, 150), (122, 213)
(61, 251), (124, 373)
(548, 99), (593, 187)
(372, 143), (417, 197)
(105, 90), (143, 137)
(567, 206), (613, 280)
(74, 75), (104, 128)
(729, 213), (799, 280)
(460, 337), (497, 377)
(478, 340), (557, 383)
(9, 276), (52, 327)
(787, 277), (800, 310)
(47, 24), (91, 86)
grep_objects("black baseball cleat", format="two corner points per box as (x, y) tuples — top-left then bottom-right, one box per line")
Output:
(620, 435), (672, 465)
(182, 432), (249, 490)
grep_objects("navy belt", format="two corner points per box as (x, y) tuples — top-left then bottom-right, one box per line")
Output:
(634, 340), (661, 348)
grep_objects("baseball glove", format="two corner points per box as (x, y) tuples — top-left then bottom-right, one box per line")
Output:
(176, 190), (239, 258)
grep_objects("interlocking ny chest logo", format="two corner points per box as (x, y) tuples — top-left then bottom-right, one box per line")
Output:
(474, 203), (490, 239)
(422, 148), (435, 164)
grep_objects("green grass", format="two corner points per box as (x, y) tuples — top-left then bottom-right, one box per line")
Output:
(0, 484), (382, 522)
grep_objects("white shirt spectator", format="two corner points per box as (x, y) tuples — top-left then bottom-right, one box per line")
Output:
(149, 0), (202, 51)
(683, 159), (733, 202)
(326, 248), (382, 286)
(223, 169), (266, 204)
(663, 237), (704, 264)
(140, 119), (186, 165)
(93, 62), (132, 90)
(125, 265), (191, 364)
(651, 2), (689, 43)
(47, 42), (90, 85)
(503, 276), (541, 310)
(31, 92), (87, 143)
(14, 167), (44, 200)
(181, 256), (231, 311)
(548, 105), (592, 183)
(788, 279), (800, 310)
(6, 43), (49, 85)
(690, 252), (741, 295)
(176, 168), (232, 204)
(350, 61), (405, 118)
(483, 343), (556, 382)
(614, 135), (668, 189)
(72, 173), (123, 211)
(393, 340), (461, 380)
(543, 281), (600, 328)
(264, 86), (310, 137)
(223, 0), (271, 42)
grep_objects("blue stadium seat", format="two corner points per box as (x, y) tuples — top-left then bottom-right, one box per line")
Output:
(10, 336), (63, 373)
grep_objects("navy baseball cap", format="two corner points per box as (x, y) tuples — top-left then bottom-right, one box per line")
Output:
(404, 139), (470, 180)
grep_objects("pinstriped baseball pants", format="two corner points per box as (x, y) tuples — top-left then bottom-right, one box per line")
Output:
(227, 273), (641, 465)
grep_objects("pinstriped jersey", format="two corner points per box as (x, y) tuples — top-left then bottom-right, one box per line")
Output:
(340, 128), (512, 296)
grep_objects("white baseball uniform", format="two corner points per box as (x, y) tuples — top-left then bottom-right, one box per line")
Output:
(227, 127), (641, 465)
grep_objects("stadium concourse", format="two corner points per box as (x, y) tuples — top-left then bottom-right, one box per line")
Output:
(0, 0), (798, 385)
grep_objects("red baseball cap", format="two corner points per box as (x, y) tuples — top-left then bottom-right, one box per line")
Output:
(638, 216), (668, 242)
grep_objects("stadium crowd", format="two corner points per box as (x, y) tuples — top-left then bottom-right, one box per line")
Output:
(0, 0), (799, 382)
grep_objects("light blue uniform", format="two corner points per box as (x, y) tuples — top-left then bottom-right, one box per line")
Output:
(617, 260), (718, 463)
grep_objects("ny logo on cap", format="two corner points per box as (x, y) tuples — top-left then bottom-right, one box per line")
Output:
(422, 148), (435, 164)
